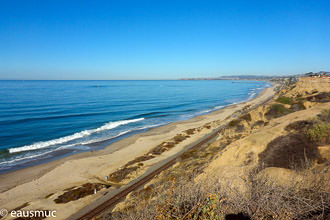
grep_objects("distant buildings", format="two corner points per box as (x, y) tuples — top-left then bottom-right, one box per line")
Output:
(304, 71), (330, 78)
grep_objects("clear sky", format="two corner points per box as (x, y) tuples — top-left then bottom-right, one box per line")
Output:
(0, 0), (329, 80)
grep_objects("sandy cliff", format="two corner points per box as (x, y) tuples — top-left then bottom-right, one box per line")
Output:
(105, 78), (330, 220)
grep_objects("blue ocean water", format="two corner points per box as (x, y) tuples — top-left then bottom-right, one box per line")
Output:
(0, 80), (270, 173)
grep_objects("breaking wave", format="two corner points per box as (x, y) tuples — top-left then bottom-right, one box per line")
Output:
(9, 118), (144, 154)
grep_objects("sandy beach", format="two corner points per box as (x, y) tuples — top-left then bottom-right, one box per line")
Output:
(0, 86), (275, 220)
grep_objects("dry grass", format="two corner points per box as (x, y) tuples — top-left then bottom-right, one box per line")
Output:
(149, 143), (169, 155)
(173, 134), (187, 144)
(258, 133), (320, 170)
(107, 130), (194, 184)
(284, 120), (314, 132)
(227, 119), (245, 132)
(108, 166), (140, 183)
(124, 155), (155, 167)
(104, 168), (330, 220)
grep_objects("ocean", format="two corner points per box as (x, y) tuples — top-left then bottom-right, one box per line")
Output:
(0, 80), (271, 173)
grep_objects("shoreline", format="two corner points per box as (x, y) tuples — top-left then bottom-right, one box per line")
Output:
(0, 83), (271, 176)
(0, 85), (273, 188)
(0, 85), (275, 219)
(0, 81), (271, 176)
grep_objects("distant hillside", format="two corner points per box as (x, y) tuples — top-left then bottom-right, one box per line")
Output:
(179, 75), (286, 80)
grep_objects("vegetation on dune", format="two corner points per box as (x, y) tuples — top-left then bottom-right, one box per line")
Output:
(290, 101), (306, 111)
(125, 155), (155, 167)
(173, 134), (187, 143)
(318, 109), (330, 122)
(149, 143), (169, 155)
(106, 171), (330, 220)
(107, 131), (192, 184)
(227, 119), (245, 132)
(252, 120), (265, 128)
(54, 183), (108, 203)
(307, 122), (330, 144)
(228, 119), (241, 127)
(305, 110), (330, 145)
(267, 91), (315, 120)
(109, 166), (140, 183)
(265, 104), (293, 119)
(296, 96), (305, 101)
(276, 96), (294, 105)
(229, 113), (252, 128)
(261, 108), (330, 170)
(185, 128), (196, 135)
(284, 120), (314, 132)
(258, 133), (320, 170)
(239, 113), (252, 122)
(307, 92), (330, 103)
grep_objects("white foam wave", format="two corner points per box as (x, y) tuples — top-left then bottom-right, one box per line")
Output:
(248, 92), (257, 100)
(94, 118), (144, 132)
(198, 109), (212, 114)
(0, 144), (78, 166)
(2, 123), (162, 166)
(79, 130), (134, 145)
(9, 118), (144, 154)
(80, 123), (164, 145)
(0, 149), (55, 165)
(213, 105), (224, 110)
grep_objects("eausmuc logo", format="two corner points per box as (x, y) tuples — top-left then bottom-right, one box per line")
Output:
(0, 209), (56, 218)
(0, 208), (8, 217)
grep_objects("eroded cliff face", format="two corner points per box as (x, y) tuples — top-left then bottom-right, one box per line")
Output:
(198, 78), (330, 193)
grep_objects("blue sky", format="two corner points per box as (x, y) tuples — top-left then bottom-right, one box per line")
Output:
(0, 0), (329, 80)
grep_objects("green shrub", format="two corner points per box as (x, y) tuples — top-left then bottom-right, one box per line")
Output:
(228, 119), (241, 127)
(265, 104), (293, 119)
(173, 134), (186, 143)
(276, 96), (294, 105)
(306, 122), (330, 144)
(285, 120), (314, 132)
(185, 128), (195, 135)
(296, 97), (305, 101)
(318, 109), (330, 123)
(290, 101), (306, 111)
(240, 113), (252, 122)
